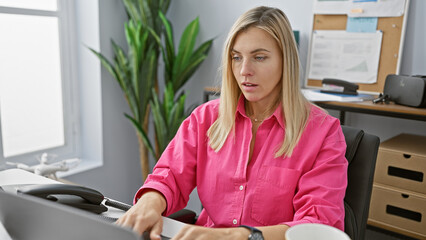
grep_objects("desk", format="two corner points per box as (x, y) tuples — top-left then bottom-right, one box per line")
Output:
(315, 101), (426, 125)
(203, 87), (426, 125)
(203, 87), (220, 102)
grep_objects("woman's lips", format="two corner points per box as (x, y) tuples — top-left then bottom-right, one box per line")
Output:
(242, 82), (258, 92)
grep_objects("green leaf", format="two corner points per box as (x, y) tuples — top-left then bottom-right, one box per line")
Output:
(125, 22), (141, 99)
(111, 41), (129, 78)
(150, 90), (168, 155)
(173, 95), (187, 137)
(190, 39), (213, 63)
(111, 41), (140, 119)
(149, 0), (164, 35)
(173, 17), (199, 84)
(125, 114), (156, 158)
(160, 0), (171, 14)
(147, 26), (162, 46)
(138, 44), (157, 119)
(167, 104), (178, 128)
(138, 0), (149, 24)
(169, 93), (186, 130)
(163, 82), (174, 122)
(159, 11), (175, 64)
(88, 48), (121, 89)
(173, 39), (213, 90)
(123, 0), (141, 23)
(174, 55), (207, 91)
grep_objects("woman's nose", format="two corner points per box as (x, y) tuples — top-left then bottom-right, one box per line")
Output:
(240, 60), (254, 76)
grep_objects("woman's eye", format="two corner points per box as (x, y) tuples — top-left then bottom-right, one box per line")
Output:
(232, 56), (242, 61)
(255, 56), (266, 61)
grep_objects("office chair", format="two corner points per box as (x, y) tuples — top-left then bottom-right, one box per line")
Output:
(170, 126), (380, 240)
(341, 125), (379, 240)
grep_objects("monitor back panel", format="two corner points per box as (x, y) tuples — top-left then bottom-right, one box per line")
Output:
(0, 190), (141, 240)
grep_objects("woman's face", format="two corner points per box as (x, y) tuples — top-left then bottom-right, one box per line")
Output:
(231, 27), (283, 106)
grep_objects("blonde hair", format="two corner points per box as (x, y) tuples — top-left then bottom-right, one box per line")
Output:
(207, 6), (310, 158)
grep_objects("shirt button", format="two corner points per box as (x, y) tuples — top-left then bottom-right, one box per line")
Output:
(239, 185), (244, 191)
(233, 219), (238, 225)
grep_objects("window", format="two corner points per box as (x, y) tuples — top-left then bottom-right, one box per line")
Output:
(0, 0), (78, 167)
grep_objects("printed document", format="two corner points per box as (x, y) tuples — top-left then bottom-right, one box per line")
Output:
(308, 30), (382, 84)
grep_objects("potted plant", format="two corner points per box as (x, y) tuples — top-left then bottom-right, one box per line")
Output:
(90, 0), (212, 180)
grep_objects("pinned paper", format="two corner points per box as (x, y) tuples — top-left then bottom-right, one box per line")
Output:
(346, 17), (378, 32)
(350, 8), (363, 13)
(308, 30), (383, 84)
(314, 0), (406, 17)
(348, 0), (406, 17)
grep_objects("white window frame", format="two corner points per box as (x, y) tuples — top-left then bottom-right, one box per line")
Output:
(0, 0), (102, 174)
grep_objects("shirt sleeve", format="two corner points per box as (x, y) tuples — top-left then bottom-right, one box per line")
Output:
(133, 112), (200, 216)
(283, 121), (348, 231)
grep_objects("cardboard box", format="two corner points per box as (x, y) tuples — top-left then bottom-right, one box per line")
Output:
(374, 134), (426, 194)
(368, 183), (426, 239)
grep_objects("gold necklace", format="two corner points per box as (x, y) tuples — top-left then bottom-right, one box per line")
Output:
(247, 108), (271, 123)
(246, 99), (280, 123)
(251, 116), (263, 122)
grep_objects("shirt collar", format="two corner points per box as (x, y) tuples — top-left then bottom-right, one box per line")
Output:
(235, 94), (285, 129)
(236, 95), (247, 118)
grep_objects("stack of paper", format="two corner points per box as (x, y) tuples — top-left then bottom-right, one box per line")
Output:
(302, 89), (375, 102)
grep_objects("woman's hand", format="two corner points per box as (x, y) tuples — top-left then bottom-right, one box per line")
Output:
(115, 191), (167, 240)
(171, 225), (250, 240)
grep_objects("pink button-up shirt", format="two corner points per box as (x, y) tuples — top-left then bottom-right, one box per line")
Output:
(135, 97), (347, 230)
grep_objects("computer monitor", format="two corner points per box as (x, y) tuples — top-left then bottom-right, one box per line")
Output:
(0, 190), (143, 240)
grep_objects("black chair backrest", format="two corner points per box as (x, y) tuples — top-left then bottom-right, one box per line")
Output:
(341, 126), (380, 240)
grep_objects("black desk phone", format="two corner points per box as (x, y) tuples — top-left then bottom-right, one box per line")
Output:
(17, 184), (132, 214)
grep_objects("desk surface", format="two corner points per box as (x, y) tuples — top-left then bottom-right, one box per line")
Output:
(317, 101), (426, 116)
(316, 101), (426, 122)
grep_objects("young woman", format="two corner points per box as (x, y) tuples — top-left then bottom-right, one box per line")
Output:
(117, 6), (347, 240)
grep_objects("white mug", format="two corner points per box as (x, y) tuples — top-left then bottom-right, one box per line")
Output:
(285, 223), (351, 240)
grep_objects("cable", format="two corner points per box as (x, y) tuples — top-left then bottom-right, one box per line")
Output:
(104, 197), (132, 211)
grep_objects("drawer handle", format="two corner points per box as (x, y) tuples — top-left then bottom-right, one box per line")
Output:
(386, 205), (422, 222)
(388, 166), (424, 182)
(403, 154), (411, 159)
(401, 194), (409, 198)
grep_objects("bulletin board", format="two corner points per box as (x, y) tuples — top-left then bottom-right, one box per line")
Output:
(305, 0), (410, 93)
